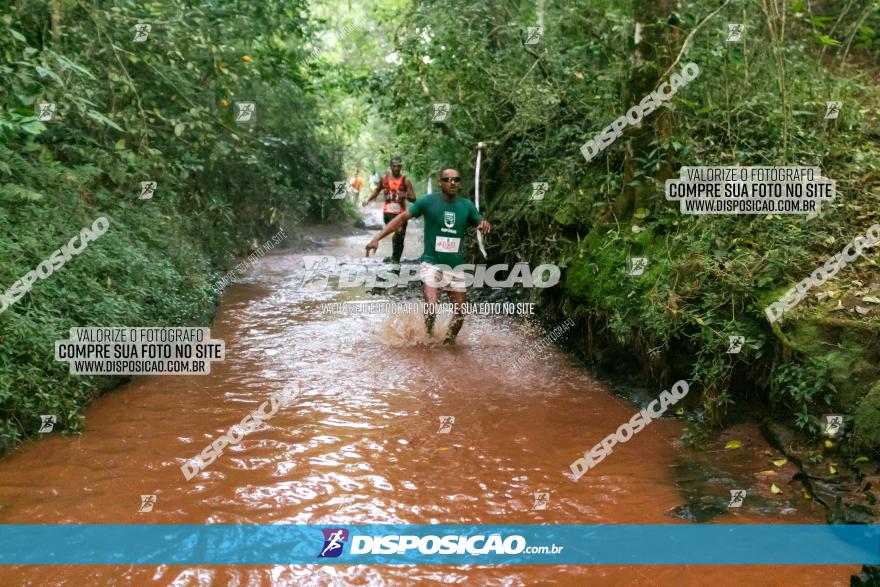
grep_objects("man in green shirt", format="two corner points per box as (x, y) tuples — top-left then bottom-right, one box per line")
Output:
(366, 168), (492, 345)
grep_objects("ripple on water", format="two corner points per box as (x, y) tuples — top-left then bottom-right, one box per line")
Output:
(0, 223), (856, 586)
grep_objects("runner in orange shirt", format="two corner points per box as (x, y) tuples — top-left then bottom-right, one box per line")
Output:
(351, 175), (364, 197)
(362, 156), (415, 264)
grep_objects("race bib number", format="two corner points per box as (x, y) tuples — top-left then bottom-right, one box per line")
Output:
(385, 202), (401, 213)
(435, 236), (461, 253)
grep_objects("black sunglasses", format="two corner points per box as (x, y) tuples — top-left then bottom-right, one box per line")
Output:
(440, 177), (462, 183)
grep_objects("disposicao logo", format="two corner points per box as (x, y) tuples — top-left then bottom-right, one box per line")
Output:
(318, 528), (348, 558)
(314, 528), (565, 559)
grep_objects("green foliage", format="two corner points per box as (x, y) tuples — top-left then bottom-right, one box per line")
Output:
(771, 362), (832, 433)
(0, 0), (347, 452)
(369, 0), (880, 439)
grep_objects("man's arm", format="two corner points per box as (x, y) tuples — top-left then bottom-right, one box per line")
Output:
(362, 184), (382, 207)
(468, 202), (492, 233)
(405, 179), (416, 202)
(366, 211), (413, 256)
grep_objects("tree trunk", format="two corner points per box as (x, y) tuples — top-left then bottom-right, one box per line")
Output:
(615, 0), (676, 220)
(50, 0), (61, 41)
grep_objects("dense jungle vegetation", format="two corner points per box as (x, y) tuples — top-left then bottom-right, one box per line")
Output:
(363, 0), (880, 452)
(0, 0), (350, 451)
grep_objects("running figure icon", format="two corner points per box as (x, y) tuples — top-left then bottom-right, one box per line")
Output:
(319, 528), (349, 558)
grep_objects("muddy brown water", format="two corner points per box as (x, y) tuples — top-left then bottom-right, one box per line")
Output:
(0, 211), (860, 585)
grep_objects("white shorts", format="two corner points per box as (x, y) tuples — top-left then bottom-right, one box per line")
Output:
(420, 262), (467, 292)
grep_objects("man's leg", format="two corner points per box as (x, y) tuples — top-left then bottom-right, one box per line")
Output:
(422, 280), (439, 337)
(382, 213), (397, 265)
(420, 263), (447, 337)
(443, 289), (467, 345)
(391, 218), (407, 264)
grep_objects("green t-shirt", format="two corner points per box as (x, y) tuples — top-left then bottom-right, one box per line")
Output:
(408, 193), (483, 268)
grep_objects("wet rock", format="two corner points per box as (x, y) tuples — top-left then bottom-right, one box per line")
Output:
(762, 420), (880, 523)
(854, 381), (880, 452)
(851, 565), (880, 586)
(828, 496), (876, 524)
(611, 381), (667, 410)
(667, 460), (738, 523)
(668, 434), (818, 523)
(668, 497), (727, 523)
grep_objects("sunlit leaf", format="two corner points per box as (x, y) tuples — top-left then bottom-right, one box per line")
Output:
(817, 34), (841, 46)
(20, 120), (46, 135)
(35, 65), (63, 85)
(87, 110), (124, 132)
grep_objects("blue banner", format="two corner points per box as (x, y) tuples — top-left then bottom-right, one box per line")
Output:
(0, 524), (877, 565)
